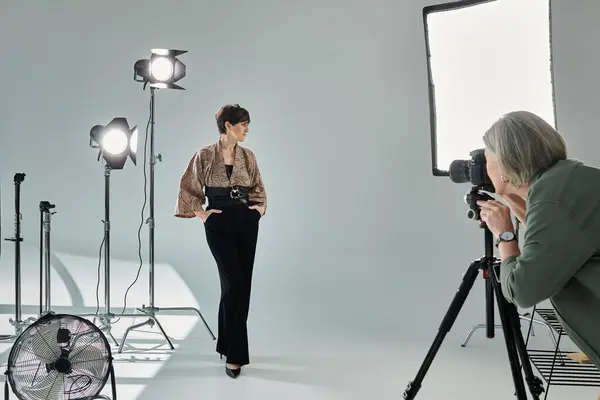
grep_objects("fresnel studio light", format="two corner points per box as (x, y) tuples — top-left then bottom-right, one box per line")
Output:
(133, 48), (187, 90)
(89, 117), (138, 169)
(85, 117), (138, 346)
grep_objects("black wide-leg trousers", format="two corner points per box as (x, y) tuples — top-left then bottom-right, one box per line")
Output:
(204, 204), (260, 366)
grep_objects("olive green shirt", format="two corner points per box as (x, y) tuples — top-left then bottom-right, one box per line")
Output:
(500, 159), (600, 367)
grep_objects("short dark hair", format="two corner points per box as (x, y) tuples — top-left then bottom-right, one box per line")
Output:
(215, 104), (250, 134)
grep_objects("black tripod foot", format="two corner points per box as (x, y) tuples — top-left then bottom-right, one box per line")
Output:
(527, 376), (545, 397)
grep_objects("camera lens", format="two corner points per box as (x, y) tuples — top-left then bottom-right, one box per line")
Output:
(448, 159), (470, 183)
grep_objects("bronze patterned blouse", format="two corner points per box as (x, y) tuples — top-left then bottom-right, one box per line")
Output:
(175, 139), (267, 218)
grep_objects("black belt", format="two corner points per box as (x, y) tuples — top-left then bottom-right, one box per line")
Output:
(205, 186), (250, 207)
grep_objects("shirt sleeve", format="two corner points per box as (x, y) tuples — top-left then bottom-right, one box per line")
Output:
(500, 200), (595, 308)
(174, 152), (205, 218)
(248, 151), (267, 214)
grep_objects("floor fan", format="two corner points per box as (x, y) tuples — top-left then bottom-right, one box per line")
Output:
(4, 313), (117, 400)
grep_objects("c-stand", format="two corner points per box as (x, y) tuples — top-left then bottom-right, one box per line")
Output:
(118, 87), (215, 354)
(0, 173), (36, 341)
(403, 186), (544, 400)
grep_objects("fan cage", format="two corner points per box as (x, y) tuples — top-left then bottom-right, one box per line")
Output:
(5, 313), (113, 400)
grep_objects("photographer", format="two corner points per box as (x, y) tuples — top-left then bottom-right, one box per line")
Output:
(476, 110), (600, 369)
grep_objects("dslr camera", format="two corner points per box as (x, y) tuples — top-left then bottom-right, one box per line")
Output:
(448, 148), (495, 220)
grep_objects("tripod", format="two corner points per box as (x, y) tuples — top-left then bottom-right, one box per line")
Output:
(39, 201), (56, 316)
(403, 188), (544, 400)
(0, 173), (36, 342)
(119, 87), (215, 354)
(79, 165), (172, 350)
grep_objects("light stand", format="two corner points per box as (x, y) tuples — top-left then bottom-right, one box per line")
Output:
(0, 173), (36, 342)
(80, 118), (174, 351)
(119, 50), (215, 353)
(403, 186), (544, 400)
(78, 166), (119, 347)
(97, 165), (121, 346)
(78, 164), (174, 350)
(39, 201), (56, 316)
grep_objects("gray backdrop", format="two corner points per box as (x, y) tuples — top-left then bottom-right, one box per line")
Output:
(0, 0), (598, 342)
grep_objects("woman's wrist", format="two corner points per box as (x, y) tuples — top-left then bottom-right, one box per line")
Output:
(498, 239), (520, 260)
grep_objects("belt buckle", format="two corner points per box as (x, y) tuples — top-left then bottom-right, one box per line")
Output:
(230, 187), (241, 199)
(230, 186), (248, 205)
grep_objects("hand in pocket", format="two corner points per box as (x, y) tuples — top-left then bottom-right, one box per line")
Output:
(248, 204), (265, 217)
(195, 209), (222, 222)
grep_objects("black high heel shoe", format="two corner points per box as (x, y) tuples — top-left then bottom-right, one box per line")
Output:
(225, 365), (241, 379)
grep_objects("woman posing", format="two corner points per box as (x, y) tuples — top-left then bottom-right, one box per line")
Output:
(175, 104), (267, 378)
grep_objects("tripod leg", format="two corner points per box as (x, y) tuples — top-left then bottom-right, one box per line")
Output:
(507, 303), (545, 399)
(403, 260), (481, 400)
(486, 278), (495, 338)
(489, 265), (542, 400)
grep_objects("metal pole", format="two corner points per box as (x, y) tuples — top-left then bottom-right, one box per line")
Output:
(2, 173), (36, 341)
(39, 205), (43, 316)
(149, 87), (156, 309)
(44, 208), (52, 313)
(38, 201), (55, 317)
(104, 165), (111, 317)
(14, 174), (23, 324)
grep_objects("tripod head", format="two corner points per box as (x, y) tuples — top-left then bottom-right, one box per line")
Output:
(465, 185), (493, 221)
(39, 201), (56, 213)
(462, 185), (497, 259)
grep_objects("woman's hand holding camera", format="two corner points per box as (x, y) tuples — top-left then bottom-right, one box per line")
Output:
(476, 199), (514, 237)
(194, 209), (222, 222)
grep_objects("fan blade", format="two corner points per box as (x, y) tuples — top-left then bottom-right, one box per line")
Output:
(70, 344), (108, 377)
(18, 370), (64, 400)
(23, 323), (61, 361)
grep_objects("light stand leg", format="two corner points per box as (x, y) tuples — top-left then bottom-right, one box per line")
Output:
(118, 87), (215, 354)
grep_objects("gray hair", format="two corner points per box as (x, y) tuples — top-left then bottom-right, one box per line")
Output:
(482, 110), (567, 186)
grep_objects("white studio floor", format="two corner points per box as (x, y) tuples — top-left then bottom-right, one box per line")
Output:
(0, 247), (598, 399)
(0, 314), (599, 400)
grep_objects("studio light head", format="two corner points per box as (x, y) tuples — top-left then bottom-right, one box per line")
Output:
(89, 117), (138, 170)
(134, 48), (187, 90)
